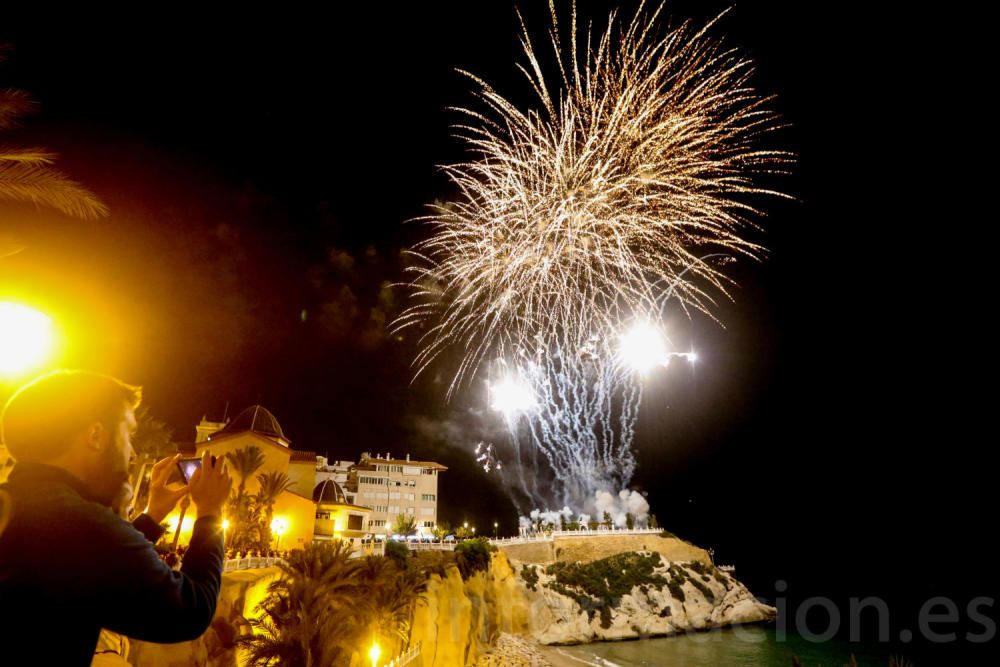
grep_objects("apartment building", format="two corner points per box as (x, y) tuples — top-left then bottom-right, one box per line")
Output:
(347, 452), (447, 536)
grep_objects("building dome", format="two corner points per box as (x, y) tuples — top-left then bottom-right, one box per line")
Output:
(313, 479), (348, 504)
(209, 405), (289, 445)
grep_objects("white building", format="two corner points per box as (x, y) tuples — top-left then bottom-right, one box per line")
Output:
(346, 452), (447, 537)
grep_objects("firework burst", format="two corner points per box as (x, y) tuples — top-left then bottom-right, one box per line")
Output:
(395, 0), (792, 394)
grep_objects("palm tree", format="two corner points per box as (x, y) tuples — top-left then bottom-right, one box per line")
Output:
(225, 445), (265, 551)
(237, 541), (367, 667)
(432, 521), (451, 542)
(1, 49), (107, 223)
(356, 556), (427, 649)
(255, 470), (292, 551)
(226, 445), (266, 495)
(392, 513), (418, 536)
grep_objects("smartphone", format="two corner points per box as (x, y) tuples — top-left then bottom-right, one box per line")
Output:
(176, 457), (202, 484)
(168, 455), (217, 485)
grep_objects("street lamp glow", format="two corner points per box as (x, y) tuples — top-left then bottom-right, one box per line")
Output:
(271, 517), (288, 550)
(619, 321), (668, 374)
(368, 642), (381, 667)
(489, 376), (534, 415)
(0, 302), (55, 377)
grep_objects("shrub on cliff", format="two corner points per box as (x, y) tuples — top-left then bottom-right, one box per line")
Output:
(384, 539), (410, 568)
(543, 551), (668, 626)
(454, 537), (493, 579)
(520, 564), (539, 591)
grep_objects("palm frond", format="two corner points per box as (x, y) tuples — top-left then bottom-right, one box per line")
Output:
(0, 88), (35, 130)
(0, 161), (108, 219)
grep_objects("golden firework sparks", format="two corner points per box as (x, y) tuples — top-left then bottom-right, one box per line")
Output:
(396, 1), (791, 394)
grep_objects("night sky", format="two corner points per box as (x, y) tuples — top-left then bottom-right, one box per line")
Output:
(1, 3), (990, 663)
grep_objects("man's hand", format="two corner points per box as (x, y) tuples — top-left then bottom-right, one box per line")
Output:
(188, 451), (232, 520)
(144, 454), (188, 524)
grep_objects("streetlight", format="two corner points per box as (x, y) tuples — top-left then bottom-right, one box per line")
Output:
(493, 521), (498, 539)
(171, 496), (191, 553)
(271, 517), (288, 551)
(368, 641), (381, 667)
(0, 302), (56, 378)
(222, 518), (229, 549)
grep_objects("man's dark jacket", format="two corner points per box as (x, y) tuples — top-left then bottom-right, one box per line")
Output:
(0, 461), (224, 666)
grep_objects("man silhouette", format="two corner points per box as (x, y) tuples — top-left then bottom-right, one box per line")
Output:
(0, 370), (233, 666)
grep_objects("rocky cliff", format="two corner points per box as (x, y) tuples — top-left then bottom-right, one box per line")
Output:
(410, 545), (775, 667)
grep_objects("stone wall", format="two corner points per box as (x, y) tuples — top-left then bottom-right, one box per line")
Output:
(499, 534), (711, 566)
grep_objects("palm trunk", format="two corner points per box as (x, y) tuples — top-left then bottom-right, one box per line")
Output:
(129, 457), (151, 516)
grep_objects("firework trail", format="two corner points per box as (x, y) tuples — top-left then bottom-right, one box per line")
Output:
(396, 1), (790, 514)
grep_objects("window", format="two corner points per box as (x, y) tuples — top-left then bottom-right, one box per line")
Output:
(388, 506), (400, 515)
(420, 507), (434, 516)
(348, 515), (364, 530)
(406, 507), (415, 515)
(370, 519), (386, 527)
(405, 493), (415, 501)
(421, 494), (436, 502)
(389, 492), (401, 500)
(422, 521), (434, 528)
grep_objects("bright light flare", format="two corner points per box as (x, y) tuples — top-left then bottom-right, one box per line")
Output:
(270, 517), (288, 535)
(619, 322), (668, 374)
(489, 377), (534, 415)
(368, 642), (381, 667)
(0, 302), (55, 377)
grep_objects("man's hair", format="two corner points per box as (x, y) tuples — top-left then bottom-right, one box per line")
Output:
(1, 370), (142, 463)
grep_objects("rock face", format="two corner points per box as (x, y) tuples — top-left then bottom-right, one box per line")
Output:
(528, 557), (775, 645)
(409, 548), (775, 666)
(473, 634), (551, 666)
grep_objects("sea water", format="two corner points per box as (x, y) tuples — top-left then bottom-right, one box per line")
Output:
(548, 626), (907, 666)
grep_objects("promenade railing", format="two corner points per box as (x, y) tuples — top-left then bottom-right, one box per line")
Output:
(385, 641), (421, 667)
(489, 526), (663, 547)
(223, 556), (285, 572)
